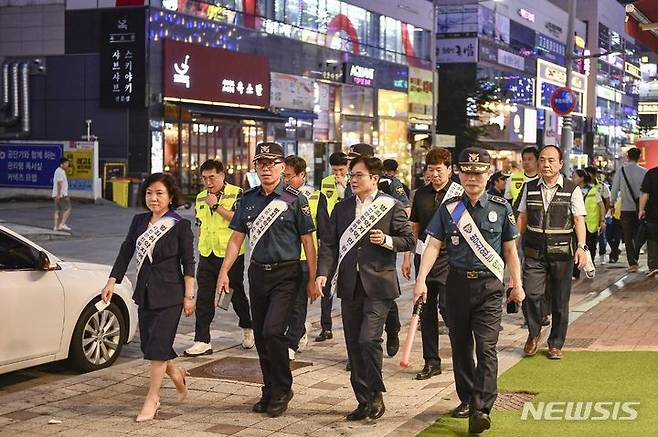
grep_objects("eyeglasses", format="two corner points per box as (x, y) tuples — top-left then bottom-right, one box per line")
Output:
(348, 172), (373, 180)
(255, 160), (283, 170)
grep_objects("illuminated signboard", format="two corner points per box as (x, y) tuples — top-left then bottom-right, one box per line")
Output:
(344, 63), (375, 87)
(536, 59), (587, 116)
(518, 9), (535, 23)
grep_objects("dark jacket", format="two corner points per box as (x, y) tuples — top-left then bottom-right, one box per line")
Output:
(110, 212), (195, 309)
(317, 192), (414, 300)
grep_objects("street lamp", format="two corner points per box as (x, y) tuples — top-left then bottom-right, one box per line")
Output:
(561, 0), (577, 165)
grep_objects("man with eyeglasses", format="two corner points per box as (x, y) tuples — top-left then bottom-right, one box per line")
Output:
(316, 156), (414, 421)
(283, 155), (329, 361)
(345, 143), (410, 359)
(402, 147), (463, 381)
(217, 142), (321, 418)
(185, 159), (254, 358)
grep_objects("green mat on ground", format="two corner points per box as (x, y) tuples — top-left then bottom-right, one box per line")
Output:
(419, 351), (658, 437)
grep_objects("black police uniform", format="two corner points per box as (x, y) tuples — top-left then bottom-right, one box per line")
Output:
(425, 191), (518, 416)
(230, 179), (316, 402)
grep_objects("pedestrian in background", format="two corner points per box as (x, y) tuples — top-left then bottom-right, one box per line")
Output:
(505, 146), (539, 211)
(383, 158), (411, 198)
(571, 169), (605, 279)
(639, 166), (658, 277)
(101, 173), (196, 422)
(611, 147), (647, 272)
(185, 159), (254, 358)
(586, 166), (611, 264)
(606, 171), (623, 263)
(488, 171), (508, 198)
(52, 157), (72, 232)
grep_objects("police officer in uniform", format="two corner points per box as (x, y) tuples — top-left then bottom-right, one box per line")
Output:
(505, 146), (539, 210)
(346, 143), (410, 358)
(217, 142), (321, 417)
(283, 155), (329, 360)
(414, 148), (524, 434)
(316, 151), (349, 342)
(185, 160), (254, 357)
(517, 145), (587, 360)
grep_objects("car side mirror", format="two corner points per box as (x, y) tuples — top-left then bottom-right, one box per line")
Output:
(39, 251), (56, 271)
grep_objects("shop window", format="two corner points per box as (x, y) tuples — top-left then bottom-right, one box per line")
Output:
(341, 85), (374, 117)
(164, 122), (180, 180)
(378, 89), (408, 119)
(342, 118), (373, 147)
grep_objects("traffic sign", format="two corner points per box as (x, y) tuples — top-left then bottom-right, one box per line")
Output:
(550, 87), (577, 116)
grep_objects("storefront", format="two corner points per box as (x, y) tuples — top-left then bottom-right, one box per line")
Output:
(159, 39), (284, 192)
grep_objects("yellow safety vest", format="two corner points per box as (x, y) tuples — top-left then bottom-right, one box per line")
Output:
(509, 170), (525, 204)
(301, 189), (320, 262)
(195, 183), (245, 258)
(613, 198), (621, 220)
(320, 174), (340, 215)
(584, 186), (601, 233)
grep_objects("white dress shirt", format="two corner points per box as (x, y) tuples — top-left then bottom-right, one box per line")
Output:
(355, 189), (394, 251)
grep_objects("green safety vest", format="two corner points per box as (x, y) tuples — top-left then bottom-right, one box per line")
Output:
(509, 170), (525, 204)
(301, 189), (320, 262)
(584, 186), (601, 233)
(320, 174), (341, 215)
(195, 183), (245, 258)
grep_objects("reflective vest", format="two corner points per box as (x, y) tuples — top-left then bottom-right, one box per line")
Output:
(320, 174), (341, 215)
(195, 183), (245, 258)
(524, 179), (576, 261)
(509, 170), (526, 204)
(583, 186), (601, 233)
(300, 187), (320, 262)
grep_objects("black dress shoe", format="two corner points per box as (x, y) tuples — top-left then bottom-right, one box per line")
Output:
(252, 396), (270, 413)
(468, 411), (491, 434)
(315, 330), (333, 342)
(386, 332), (400, 357)
(369, 392), (386, 419)
(415, 364), (442, 380)
(266, 390), (293, 417)
(451, 402), (470, 418)
(346, 403), (371, 421)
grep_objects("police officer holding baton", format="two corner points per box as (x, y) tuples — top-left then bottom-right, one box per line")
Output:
(413, 148), (524, 434)
(216, 142), (321, 418)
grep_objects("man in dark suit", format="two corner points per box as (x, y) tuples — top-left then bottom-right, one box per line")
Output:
(316, 156), (414, 421)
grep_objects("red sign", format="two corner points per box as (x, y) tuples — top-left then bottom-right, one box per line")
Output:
(163, 39), (270, 108)
(550, 86), (577, 116)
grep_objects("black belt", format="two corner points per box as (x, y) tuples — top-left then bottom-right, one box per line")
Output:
(451, 268), (496, 279)
(252, 260), (299, 271)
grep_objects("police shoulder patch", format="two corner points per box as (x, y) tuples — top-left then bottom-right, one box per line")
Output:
(301, 205), (311, 215)
(508, 213), (516, 225)
(285, 185), (300, 196)
(396, 186), (404, 195)
(490, 195), (507, 206)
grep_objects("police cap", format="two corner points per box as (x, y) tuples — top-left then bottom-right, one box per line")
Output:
(458, 147), (491, 174)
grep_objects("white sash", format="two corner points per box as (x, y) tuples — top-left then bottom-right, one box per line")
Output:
(249, 199), (288, 250)
(446, 199), (505, 283)
(135, 215), (178, 275)
(416, 183), (464, 255)
(330, 195), (397, 292)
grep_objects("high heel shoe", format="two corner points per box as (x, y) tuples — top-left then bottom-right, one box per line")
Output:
(135, 400), (160, 422)
(176, 368), (190, 402)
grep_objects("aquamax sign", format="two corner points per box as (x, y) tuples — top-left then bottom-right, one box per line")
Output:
(344, 63), (375, 87)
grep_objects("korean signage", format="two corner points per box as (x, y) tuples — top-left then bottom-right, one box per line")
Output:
(437, 38), (477, 63)
(344, 63), (375, 87)
(497, 49), (524, 71)
(536, 59), (587, 116)
(518, 9), (535, 23)
(0, 143), (62, 188)
(625, 62), (642, 79)
(408, 67), (433, 122)
(270, 73), (315, 111)
(163, 39), (270, 108)
(536, 33), (565, 65)
(63, 141), (96, 192)
(100, 8), (146, 108)
(597, 85), (622, 103)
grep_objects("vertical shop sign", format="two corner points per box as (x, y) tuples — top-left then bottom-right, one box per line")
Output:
(100, 8), (146, 108)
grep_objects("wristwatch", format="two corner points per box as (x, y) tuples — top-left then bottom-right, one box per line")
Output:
(211, 203), (219, 211)
(577, 244), (588, 251)
(184, 294), (195, 300)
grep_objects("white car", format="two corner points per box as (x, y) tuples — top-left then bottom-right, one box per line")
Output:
(0, 225), (138, 375)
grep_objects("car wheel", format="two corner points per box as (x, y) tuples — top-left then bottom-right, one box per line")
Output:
(69, 300), (126, 372)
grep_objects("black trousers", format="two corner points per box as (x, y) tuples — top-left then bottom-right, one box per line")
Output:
(195, 254), (252, 343)
(522, 256), (573, 350)
(606, 218), (622, 261)
(285, 263), (308, 351)
(414, 254), (448, 366)
(647, 222), (658, 270)
(573, 231), (598, 279)
(319, 283), (333, 331)
(621, 211), (640, 266)
(249, 262), (300, 398)
(445, 270), (502, 414)
(341, 275), (393, 404)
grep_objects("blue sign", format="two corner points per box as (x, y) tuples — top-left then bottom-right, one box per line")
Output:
(0, 143), (63, 188)
(550, 87), (577, 116)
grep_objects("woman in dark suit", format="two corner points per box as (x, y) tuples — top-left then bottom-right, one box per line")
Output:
(101, 173), (196, 422)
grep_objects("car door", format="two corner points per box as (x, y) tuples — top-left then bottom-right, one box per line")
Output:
(0, 230), (65, 366)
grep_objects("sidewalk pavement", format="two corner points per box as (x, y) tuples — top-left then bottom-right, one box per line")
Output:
(0, 261), (635, 437)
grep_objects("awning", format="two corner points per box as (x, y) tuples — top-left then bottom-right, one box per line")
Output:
(275, 110), (319, 120)
(625, 1), (658, 53)
(180, 103), (289, 123)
